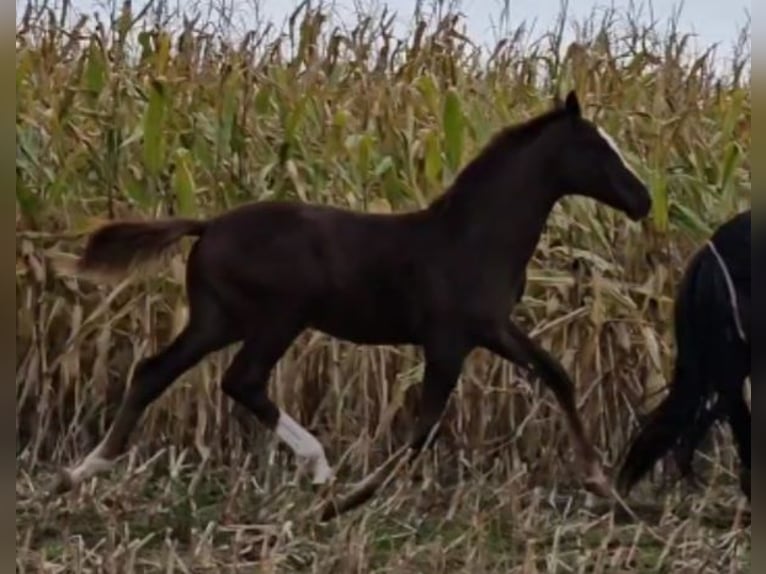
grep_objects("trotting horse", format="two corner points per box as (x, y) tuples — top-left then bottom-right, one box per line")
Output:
(54, 91), (651, 518)
(617, 209), (751, 500)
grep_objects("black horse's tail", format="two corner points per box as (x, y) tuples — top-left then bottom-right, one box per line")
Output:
(617, 247), (716, 495)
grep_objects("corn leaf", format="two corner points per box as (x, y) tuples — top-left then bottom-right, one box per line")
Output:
(443, 88), (464, 174)
(143, 79), (167, 176)
(172, 149), (196, 216)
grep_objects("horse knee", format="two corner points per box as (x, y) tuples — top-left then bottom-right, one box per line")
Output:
(221, 375), (244, 402)
(124, 359), (168, 409)
(221, 375), (249, 403)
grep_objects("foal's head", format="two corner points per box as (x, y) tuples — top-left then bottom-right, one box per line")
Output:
(546, 91), (651, 221)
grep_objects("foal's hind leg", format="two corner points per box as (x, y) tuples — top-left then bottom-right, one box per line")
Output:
(56, 286), (235, 492)
(220, 326), (331, 485)
(480, 320), (610, 497)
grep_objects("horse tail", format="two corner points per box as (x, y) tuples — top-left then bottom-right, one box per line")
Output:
(617, 247), (715, 495)
(72, 218), (207, 281)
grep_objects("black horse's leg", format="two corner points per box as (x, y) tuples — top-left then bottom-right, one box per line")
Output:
(480, 320), (610, 497)
(319, 336), (468, 520)
(724, 386), (751, 500)
(673, 397), (723, 484)
(705, 321), (750, 499)
(56, 302), (235, 491)
(405, 341), (468, 452)
(220, 320), (331, 485)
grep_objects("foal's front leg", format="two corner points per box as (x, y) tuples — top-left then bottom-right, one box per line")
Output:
(480, 320), (611, 497)
(319, 337), (468, 520)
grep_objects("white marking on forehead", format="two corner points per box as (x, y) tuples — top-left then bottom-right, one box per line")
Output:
(596, 126), (641, 180)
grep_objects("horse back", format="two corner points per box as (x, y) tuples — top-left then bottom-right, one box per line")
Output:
(194, 200), (446, 344)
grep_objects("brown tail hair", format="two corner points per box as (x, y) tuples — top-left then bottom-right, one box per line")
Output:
(74, 218), (206, 281)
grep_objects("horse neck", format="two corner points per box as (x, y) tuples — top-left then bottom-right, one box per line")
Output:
(428, 156), (558, 267)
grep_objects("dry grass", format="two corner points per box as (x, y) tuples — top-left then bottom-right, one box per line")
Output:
(16, 1), (750, 571)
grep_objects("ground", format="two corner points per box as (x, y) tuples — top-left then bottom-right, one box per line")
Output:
(16, 449), (750, 573)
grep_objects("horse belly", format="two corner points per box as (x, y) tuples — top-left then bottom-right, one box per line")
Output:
(309, 296), (417, 345)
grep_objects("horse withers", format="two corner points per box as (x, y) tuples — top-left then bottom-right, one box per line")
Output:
(617, 209), (751, 500)
(55, 91), (651, 518)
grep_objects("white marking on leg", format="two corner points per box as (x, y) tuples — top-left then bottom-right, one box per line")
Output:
(275, 411), (332, 484)
(65, 442), (115, 485)
(597, 126), (642, 180)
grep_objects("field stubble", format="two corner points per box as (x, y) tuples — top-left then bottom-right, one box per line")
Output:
(16, 1), (751, 571)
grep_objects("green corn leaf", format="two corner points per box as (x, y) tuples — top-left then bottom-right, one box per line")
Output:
(231, 121), (246, 156)
(443, 88), (464, 174)
(330, 109), (349, 152)
(373, 156), (394, 179)
(424, 130), (441, 185)
(143, 79), (167, 176)
(120, 124), (144, 149)
(124, 167), (151, 209)
(383, 167), (404, 202)
(415, 74), (439, 113)
(719, 141), (741, 195)
(57, 85), (77, 123)
(84, 39), (106, 96)
(218, 67), (241, 157)
(16, 169), (40, 222)
(285, 96), (307, 143)
(16, 50), (31, 104)
(254, 85), (272, 115)
(172, 149), (196, 216)
(670, 201), (711, 238)
(154, 32), (171, 74)
(357, 134), (373, 175)
(138, 31), (153, 62)
(650, 170), (669, 233)
(218, 92), (236, 158)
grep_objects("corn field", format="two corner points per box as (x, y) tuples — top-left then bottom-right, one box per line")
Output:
(16, 1), (751, 571)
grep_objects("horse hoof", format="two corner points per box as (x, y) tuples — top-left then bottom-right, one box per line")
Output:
(318, 500), (339, 522)
(52, 468), (75, 495)
(584, 476), (612, 499)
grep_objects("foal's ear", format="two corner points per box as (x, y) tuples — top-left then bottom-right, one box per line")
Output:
(564, 90), (582, 116)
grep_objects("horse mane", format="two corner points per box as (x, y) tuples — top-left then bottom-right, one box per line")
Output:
(429, 103), (569, 213)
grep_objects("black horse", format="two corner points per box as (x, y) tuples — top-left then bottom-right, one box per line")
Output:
(54, 91), (651, 518)
(617, 209), (751, 500)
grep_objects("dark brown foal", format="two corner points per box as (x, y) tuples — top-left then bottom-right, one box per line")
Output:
(57, 91), (650, 518)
